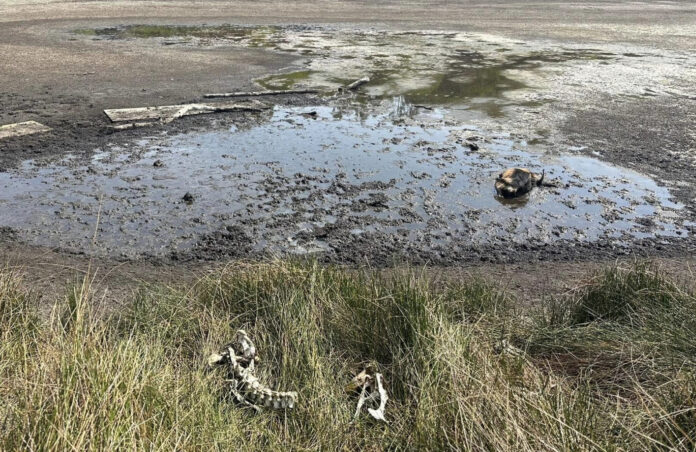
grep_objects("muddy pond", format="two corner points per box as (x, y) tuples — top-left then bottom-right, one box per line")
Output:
(0, 25), (691, 263)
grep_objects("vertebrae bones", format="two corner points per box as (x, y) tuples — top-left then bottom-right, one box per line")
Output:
(209, 330), (297, 411)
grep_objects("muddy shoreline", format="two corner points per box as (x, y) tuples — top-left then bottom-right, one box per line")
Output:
(2, 98), (694, 267)
(1, 6), (695, 267)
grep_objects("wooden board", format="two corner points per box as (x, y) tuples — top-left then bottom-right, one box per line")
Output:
(204, 89), (318, 98)
(0, 121), (51, 140)
(104, 101), (267, 123)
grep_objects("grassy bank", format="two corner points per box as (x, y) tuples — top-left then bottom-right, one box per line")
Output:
(1, 261), (694, 450)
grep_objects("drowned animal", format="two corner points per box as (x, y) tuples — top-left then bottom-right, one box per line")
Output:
(495, 168), (545, 198)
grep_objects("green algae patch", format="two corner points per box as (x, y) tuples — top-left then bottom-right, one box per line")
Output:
(73, 24), (280, 43)
(256, 70), (313, 91)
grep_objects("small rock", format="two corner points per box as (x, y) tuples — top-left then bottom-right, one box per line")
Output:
(182, 192), (195, 204)
(466, 142), (480, 151)
(153, 159), (164, 168)
(301, 111), (318, 119)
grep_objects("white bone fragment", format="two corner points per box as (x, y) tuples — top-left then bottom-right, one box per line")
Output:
(212, 330), (297, 410)
(353, 381), (369, 420)
(366, 373), (388, 422)
(207, 353), (225, 367)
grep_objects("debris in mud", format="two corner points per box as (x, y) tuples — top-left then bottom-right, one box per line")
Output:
(0, 105), (686, 262)
(152, 159), (164, 168)
(104, 100), (267, 128)
(495, 168), (545, 198)
(351, 193), (390, 211)
(466, 142), (480, 151)
(182, 192), (195, 204)
(342, 76), (370, 92)
(0, 121), (51, 140)
(109, 121), (155, 131)
(208, 330), (298, 411)
(346, 367), (389, 422)
(300, 110), (318, 119)
(204, 89), (318, 98)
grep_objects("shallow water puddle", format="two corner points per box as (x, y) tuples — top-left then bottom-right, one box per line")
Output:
(252, 30), (612, 116)
(258, 47), (603, 117)
(76, 25), (613, 118)
(0, 105), (685, 258)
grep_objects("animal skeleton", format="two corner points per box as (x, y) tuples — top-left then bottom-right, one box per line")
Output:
(346, 368), (389, 422)
(208, 330), (297, 411)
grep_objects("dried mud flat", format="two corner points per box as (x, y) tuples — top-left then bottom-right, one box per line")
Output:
(1, 1), (695, 267)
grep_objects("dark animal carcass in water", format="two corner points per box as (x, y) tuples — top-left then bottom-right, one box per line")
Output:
(495, 168), (544, 198)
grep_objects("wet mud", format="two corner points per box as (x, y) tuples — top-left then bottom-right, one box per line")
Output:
(0, 104), (691, 264)
(1, 24), (695, 265)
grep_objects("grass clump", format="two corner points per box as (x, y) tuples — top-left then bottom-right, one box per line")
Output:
(1, 260), (695, 450)
(566, 261), (683, 323)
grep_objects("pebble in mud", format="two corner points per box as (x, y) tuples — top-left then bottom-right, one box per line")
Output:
(182, 192), (195, 204)
(153, 159), (164, 167)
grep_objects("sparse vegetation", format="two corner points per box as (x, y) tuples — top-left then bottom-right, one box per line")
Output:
(1, 261), (695, 450)
(73, 24), (279, 42)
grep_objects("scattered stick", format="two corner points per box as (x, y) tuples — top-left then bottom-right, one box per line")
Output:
(342, 77), (370, 92)
(203, 89), (318, 98)
(109, 121), (158, 131)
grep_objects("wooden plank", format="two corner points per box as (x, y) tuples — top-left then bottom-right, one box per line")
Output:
(204, 89), (318, 98)
(0, 121), (51, 140)
(109, 121), (158, 131)
(103, 101), (267, 123)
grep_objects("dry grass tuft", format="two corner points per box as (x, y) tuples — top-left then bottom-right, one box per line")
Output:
(1, 261), (694, 450)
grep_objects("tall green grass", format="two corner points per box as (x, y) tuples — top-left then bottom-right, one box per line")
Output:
(1, 261), (694, 450)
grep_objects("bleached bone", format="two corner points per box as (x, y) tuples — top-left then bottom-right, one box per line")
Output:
(234, 329), (256, 362)
(209, 330), (297, 410)
(354, 381), (369, 420)
(348, 368), (388, 422)
(367, 373), (388, 422)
